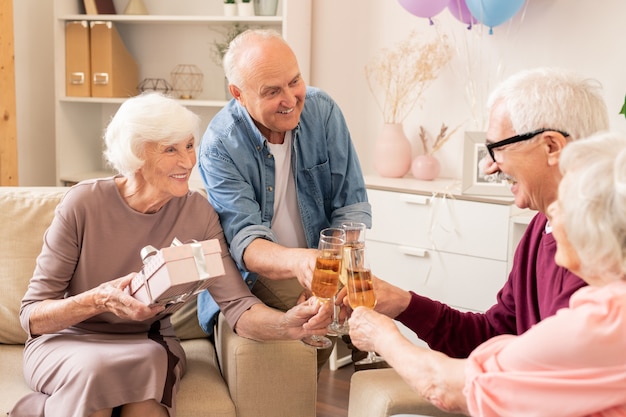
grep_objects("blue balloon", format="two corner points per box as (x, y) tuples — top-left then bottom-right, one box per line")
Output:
(465, 0), (525, 32)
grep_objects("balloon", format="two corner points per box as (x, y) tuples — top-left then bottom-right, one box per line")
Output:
(465, 0), (525, 33)
(448, 0), (479, 29)
(397, 0), (450, 23)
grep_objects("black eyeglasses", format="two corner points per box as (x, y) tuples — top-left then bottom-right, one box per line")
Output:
(485, 128), (570, 161)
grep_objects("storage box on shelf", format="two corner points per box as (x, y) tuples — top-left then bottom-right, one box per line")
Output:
(53, 0), (311, 186)
(363, 175), (530, 344)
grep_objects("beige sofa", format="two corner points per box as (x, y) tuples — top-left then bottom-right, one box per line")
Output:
(348, 368), (465, 417)
(0, 186), (317, 417)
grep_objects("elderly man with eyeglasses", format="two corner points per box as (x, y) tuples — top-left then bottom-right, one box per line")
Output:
(350, 67), (610, 359)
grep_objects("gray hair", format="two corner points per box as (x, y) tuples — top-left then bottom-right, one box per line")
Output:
(487, 67), (609, 141)
(223, 28), (287, 88)
(558, 131), (626, 281)
(103, 92), (201, 177)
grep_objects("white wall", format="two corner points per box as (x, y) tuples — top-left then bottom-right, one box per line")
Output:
(310, 0), (626, 179)
(12, 0), (626, 184)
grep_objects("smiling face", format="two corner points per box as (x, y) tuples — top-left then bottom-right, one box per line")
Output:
(546, 195), (583, 279)
(485, 100), (564, 213)
(230, 37), (306, 143)
(138, 136), (196, 204)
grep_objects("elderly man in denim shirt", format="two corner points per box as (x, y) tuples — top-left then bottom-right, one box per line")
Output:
(196, 29), (371, 345)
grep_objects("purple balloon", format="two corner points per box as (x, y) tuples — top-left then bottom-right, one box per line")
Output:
(448, 0), (479, 27)
(397, 0), (450, 19)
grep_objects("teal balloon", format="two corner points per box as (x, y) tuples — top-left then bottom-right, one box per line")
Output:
(465, 0), (525, 31)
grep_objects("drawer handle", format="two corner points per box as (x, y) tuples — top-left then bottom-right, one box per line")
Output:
(400, 195), (430, 205)
(398, 246), (427, 258)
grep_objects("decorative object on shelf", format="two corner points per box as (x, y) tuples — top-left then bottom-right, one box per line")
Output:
(411, 124), (459, 181)
(170, 64), (203, 99)
(254, 0), (279, 16)
(238, 0), (255, 17)
(123, 0), (148, 15)
(462, 131), (513, 197)
(138, 78), (172, 94)
(223, 0), (237, 17)
(366, 30), (451, 178)
(373, 123), (412, 178)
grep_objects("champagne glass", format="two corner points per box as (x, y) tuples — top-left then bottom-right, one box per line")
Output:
(328, 222), (366, 335)
(301, 228), (345, 349)
(346, 245), (385, 365)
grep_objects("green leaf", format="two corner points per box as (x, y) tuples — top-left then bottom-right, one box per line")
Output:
(620, 94), (626, 118)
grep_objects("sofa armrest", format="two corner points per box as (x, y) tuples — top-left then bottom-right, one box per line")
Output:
(348, 368), (465, 417)
(215, 313), (318, 417)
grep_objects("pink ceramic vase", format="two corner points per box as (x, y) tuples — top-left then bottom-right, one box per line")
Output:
(373, 123), (412, 178)
(411, 154), (440, 181)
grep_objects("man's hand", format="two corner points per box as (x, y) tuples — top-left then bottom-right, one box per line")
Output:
(281, 297), (333, 339)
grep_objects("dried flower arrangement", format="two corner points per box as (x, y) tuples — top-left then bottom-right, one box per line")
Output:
(419, 123), (460, 156)
(365, 31), (452, 124)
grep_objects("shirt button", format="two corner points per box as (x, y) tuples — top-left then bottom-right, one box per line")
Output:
(267, 186), (273, 192)
(267, 154), (273, 159)
(246, 280), (253, 286)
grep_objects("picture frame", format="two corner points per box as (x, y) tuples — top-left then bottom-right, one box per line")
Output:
(462, 131), (513, 197)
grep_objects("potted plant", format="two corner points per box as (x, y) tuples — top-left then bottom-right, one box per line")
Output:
(238, 0), (255, 17)
(223, 0), (237, 17)
(211, 22), (249, 98)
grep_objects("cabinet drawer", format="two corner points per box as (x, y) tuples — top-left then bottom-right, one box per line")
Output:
(367, 188), (510, 261)
(367, 240), (507, 313)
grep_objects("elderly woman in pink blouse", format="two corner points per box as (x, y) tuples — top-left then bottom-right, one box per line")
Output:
(348, 130), (626, 416)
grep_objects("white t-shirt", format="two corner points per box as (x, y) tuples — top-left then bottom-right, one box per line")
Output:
(267, 131), (307, 249)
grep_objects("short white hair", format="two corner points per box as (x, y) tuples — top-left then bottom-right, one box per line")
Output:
(103, 92), (201, 177)
(558, 131), (626, 281)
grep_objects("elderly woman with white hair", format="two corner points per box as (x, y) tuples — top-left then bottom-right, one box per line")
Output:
(349, 130), (626, 416)
(12, 92), (331, 417)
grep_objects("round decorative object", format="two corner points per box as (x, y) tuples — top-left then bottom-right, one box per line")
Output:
(373, 123), (412, 178)
(411, 154), (441, 181)
(170, 64), (204, 99)
(138, 78), (172, 94)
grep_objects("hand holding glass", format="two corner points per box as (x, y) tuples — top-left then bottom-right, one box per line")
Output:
(301, 228), (345, 349)
(328, 222), (366, 335)
(346, 245), (385, 365)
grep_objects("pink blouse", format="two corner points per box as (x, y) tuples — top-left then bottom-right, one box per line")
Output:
(464, 280), (626, 417)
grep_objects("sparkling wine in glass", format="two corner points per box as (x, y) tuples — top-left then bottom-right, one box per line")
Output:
(346, 245), (385, 365)
(328, 222), (366, 335)
(301, 228), (345, 349)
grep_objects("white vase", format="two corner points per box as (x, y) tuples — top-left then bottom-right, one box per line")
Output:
(238, 2), (255, 16)
(223, 3), (238, 17)
(373, 123), (412, 178)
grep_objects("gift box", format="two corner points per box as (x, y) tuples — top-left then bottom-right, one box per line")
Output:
(127, 239), (225, 314)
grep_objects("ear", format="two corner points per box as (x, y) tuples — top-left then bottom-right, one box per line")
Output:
(230, 84), (243, 103)
(545, 132), (568, 167)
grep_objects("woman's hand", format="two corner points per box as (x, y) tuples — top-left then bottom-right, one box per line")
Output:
(94, 273), (165, 321)
(348, 306), (400, 353)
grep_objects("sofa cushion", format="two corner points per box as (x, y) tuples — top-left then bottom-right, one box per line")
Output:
(0, 187), (67, 344)
(170, 294), (206, 340)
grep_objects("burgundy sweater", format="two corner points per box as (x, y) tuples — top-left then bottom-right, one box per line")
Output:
(396, 212), (587, 358)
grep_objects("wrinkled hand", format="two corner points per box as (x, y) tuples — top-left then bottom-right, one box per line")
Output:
(341, 275), (411, 320)
(348, 306), (400, 353)
(95, 273), (165, 321)
(282, 297), (333, 340)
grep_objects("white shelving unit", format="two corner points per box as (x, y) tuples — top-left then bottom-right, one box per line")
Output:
(53, 0), (311, 185)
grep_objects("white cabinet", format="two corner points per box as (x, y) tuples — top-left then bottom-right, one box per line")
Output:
(53, 0), (311, 185)
(364, 176), (530, 345)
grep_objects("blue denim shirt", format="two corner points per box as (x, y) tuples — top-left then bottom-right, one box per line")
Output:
(196, 87), (371, 334)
